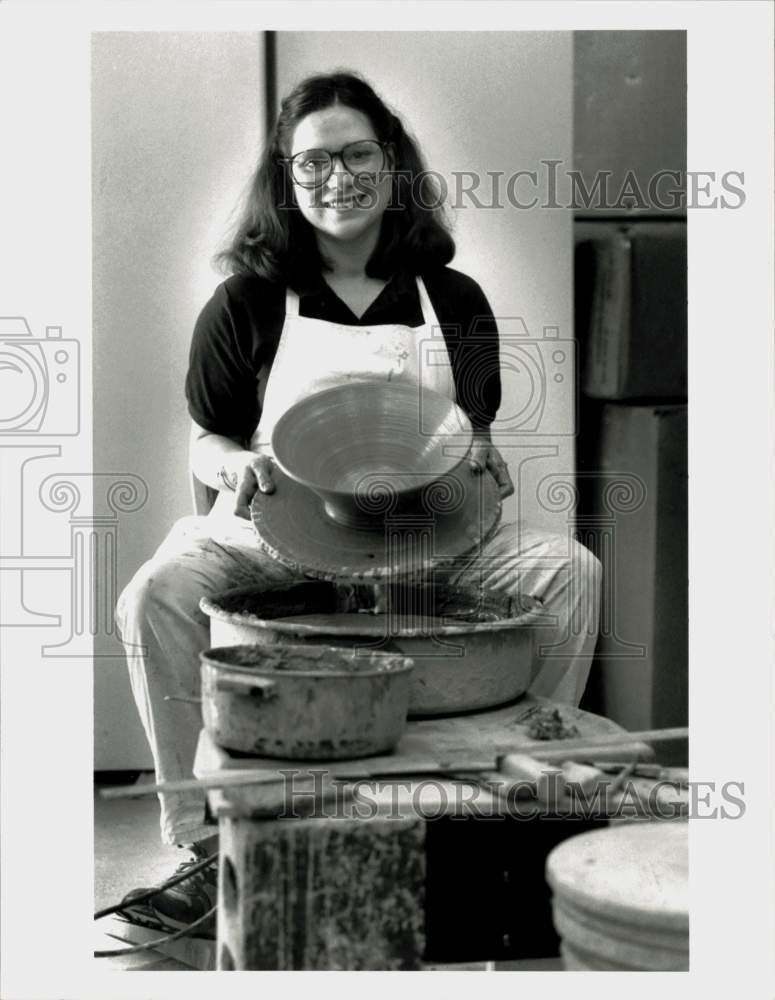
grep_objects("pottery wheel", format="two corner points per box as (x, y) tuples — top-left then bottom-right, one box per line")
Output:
(251, 467), (501, 579)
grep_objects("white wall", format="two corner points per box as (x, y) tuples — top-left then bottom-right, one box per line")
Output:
(92, 32), (265, 767)
(277, 31), (575, 532)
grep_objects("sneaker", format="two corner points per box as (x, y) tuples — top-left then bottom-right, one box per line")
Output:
(116, 848), (218, 938)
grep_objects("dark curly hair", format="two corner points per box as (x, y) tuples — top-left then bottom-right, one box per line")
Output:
(215, 71), (455, 283)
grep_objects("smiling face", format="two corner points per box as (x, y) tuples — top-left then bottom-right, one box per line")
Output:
(289, 104), (393, 247)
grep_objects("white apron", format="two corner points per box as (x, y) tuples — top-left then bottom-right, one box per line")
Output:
(251, 276), (454, 455)
(209, 276), (456, 530)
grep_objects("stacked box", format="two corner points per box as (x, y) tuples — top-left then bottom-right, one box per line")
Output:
(580, 404), (687, 749)
(575, 220), (687, 400)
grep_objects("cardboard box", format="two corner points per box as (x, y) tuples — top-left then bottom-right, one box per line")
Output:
(579, 404), (687, 754)
(575, 220), (687, 400)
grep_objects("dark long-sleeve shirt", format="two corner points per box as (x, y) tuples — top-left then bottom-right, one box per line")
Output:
(186, 264), (501, 443)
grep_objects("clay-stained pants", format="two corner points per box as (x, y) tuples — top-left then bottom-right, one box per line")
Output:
(115, 515), (601, 845)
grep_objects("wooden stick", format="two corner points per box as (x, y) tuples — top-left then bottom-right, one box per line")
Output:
(100, 761), (478, 800)
(607, 762), (637, 795)
(100, 726), (688, 800)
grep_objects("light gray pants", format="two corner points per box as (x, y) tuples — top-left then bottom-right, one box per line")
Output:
(116, 514), (601, 845)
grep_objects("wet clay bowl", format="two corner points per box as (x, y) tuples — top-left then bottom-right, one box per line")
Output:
(200, 643), (414, 759)
(201, 581), (544, 716)
(270, 381), (473, 529)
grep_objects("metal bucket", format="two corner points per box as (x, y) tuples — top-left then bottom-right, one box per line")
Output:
(201, 643), (414, 759)
(201, 580), (542, 716)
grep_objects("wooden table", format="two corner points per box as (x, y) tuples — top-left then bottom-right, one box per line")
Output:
(194, 696), (685, 970)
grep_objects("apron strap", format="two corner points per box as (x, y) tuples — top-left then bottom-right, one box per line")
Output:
(416, 276), (441, 329)
(285, 286), (300, 317)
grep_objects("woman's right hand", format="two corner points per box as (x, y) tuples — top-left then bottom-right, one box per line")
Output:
(233, 454), (276, 519)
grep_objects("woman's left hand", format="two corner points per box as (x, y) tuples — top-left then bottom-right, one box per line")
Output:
(468, 434), (514, 499)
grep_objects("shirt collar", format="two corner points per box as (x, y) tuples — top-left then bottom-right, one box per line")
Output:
(291, 266), (417, 303)
(289, 270), (326, 299)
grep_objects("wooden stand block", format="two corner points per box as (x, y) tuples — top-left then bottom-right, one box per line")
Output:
(217, 814), (425, 970)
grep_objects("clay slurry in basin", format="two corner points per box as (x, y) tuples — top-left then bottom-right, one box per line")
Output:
(274, 612), (463, 635)
(203, 581), (543, 715)
(208, 643), (409, 674)
(205, 580), (533, 627)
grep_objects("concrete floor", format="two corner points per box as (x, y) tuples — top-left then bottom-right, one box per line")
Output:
(94, 773), (203, 970)
(94, 775), (181, 913)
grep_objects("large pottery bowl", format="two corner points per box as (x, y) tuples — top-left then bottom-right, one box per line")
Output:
(270, 381), (473, 529)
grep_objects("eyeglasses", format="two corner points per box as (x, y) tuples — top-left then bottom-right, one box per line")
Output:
(281, 140), (391, 189)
